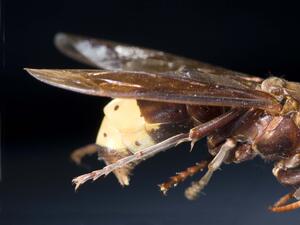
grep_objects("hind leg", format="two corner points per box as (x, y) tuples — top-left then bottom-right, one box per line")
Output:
(72, 110), (242, 190)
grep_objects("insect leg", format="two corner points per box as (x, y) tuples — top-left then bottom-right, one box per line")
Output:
(159, 110), (242, 194)
(269, 191), (300, 213)
(70, 144), (99, 165)
(272, 192), (294, 208)
(187, 108), (242, 150)
(272, 153), (300, 187)
(185, 138), (236, 200)
(158, 160), (209, 195)
(72, 110), (242, 190)
(270, 153), (300, 212)
(189, 109), (243, 140)
(72, 133), (189, 190)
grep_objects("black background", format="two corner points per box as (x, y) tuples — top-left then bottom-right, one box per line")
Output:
(2, 0), (300, 224)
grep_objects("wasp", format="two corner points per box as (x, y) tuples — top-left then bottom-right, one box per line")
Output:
(25, 33), (300, 213)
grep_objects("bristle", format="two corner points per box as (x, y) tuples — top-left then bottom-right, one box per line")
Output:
(158, 161), (208, 195)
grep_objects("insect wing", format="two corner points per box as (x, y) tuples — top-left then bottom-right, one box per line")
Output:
(54, 33), (262, 89)
(25, 68), (281, 112)
(55, 33), (198, 72)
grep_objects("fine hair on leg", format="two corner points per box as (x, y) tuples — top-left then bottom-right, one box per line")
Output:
(72, 133), (189, 190)
(158, 160), (209, 195)
(72, 110), (242, 190)
(185, 138), (236, 200)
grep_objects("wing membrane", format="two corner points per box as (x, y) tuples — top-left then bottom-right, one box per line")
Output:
(25, 69), (281, 112)
(55, 33), (198, 72)
(54, 33), (262, 89)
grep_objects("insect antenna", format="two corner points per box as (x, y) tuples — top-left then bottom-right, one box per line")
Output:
(158, 160), (209, 195)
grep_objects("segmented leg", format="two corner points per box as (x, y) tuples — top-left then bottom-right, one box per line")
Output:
(188, 109), (242, 151)
(270, 153), (300, 212)
(72, 110), (242, 190)
(158, 160), (209, 195)
(185, 138), (236, 200)
(189, 109), (242, 140)
(70, 144), (99, 165)
(72, 133), (189, 190)
(269, 191), (300, 213)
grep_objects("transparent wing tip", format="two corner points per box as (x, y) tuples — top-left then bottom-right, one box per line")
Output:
(54, 32), (71, 47)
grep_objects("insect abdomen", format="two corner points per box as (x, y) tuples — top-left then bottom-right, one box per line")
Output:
(96, 99), (194, 185)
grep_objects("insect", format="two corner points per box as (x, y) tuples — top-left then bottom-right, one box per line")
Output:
(25, 33), (300, 213)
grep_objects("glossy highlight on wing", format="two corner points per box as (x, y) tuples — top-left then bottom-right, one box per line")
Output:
(55, 32), (198, 72)
(54, 33), (262, 90)
(25, 68), (281, 112)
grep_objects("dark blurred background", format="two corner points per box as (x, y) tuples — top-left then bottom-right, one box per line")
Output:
(2, 0), (300, 224)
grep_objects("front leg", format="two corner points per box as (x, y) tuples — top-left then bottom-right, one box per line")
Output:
(273, 153), (300, 186)
(271, 153), (300, 212)
(269, 191), (300, 213)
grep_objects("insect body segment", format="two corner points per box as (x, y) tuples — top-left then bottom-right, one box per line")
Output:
(96, 99), (194, 185)
(25, 33), (300, 212)
(97, 99), (158, 155)
(96, 98), (156, 185)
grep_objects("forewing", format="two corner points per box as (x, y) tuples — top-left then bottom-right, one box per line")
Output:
(54, 33), (262, 89)
(25, 69), (281, 112)
(55, 33), (198, 72)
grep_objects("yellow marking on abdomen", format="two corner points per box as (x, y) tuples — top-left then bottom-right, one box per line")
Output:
(96, 99), (159, 154)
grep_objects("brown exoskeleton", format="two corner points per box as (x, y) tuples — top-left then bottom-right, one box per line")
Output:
(25, 33), (300, 213)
